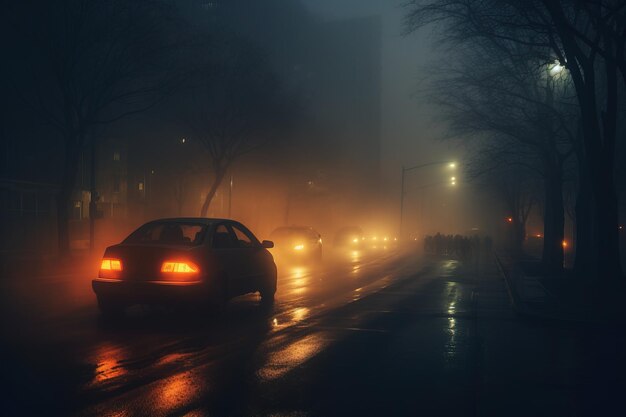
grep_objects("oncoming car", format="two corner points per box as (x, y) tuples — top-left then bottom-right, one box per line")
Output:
(333, 226), (364, 248)
(269, 226), (323, 263)
(92, 218), (277, 316)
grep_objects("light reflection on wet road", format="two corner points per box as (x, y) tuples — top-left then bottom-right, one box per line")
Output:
(75, 249), (420, 416)
(1, 247), (422, 416)
(4, 250), (619, 416)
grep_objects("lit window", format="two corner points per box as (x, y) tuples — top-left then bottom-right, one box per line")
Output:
(138, 182), (144, 191)
(113, 151), (120, 161)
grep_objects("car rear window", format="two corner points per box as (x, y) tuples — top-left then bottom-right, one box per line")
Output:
(124, 222), (207, 246)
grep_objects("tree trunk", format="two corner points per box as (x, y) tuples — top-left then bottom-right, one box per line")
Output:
(573, 166), (594, 278)
(56, 188), (71, 257)
(57, 140), (81, 257)
(591, 161), (622, 282)
(541, 158), (564, 272)
(512, 219), (526, 257)
(200, 168), (226, 217)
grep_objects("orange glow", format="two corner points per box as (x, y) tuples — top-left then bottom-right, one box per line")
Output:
(100, 258), (123, 271)
(153, 372), (199, 414)
(535, 234), (542, 238)
(293, 244), (305, 251)
(89, 344), (128, 385)
(506, 217), (513, 223)
(562, 240), (568, 248)
(161, 261), (199, 273)
(258, 334), (327, 381)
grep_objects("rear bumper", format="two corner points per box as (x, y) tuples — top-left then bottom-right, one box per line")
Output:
(92, 278), (207, 305)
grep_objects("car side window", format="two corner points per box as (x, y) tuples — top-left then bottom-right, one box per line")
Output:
(231, 224), (258, 248)
(212, 224), (237, 249)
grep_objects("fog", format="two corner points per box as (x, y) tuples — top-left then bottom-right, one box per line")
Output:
(2, 3), (626, 415)
(2, 0), (623, 270)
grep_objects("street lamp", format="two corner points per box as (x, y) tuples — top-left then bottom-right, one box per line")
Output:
(548, 60), (565, 77)
(399, 160), (457, 238)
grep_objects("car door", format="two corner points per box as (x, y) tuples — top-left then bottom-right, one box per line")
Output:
(211, 223), (243, 297)
(229, 223), (266, 293)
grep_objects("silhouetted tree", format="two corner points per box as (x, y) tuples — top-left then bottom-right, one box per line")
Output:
(407, 0), (626, 284)
(467, 139), (540, 255)
(3, 0), (180, 255)
(424, 35), (576, 269)
(180, 35), (294, 217)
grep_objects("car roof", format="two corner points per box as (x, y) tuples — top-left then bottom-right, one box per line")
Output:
(337, 226), (362, 233)
(272, 226), (317, 232)
(145, 217), (232, 226)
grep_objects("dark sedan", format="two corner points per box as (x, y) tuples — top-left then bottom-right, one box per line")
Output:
(92, 218), (277, 316)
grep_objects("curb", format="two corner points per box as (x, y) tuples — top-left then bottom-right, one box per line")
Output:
(494, 254), (545, 320)
(494, 254), (605, 324)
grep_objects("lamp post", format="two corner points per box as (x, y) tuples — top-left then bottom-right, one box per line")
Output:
(399, 161), (456, 238)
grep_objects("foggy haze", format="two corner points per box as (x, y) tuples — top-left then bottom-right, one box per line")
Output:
(2, 2), (626, 415)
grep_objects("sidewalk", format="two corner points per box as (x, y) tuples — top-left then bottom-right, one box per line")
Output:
(495, 252), (626, 323)
(252, 255), (626, 416)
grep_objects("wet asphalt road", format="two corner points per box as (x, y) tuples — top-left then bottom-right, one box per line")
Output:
(2, 249), (626, 416)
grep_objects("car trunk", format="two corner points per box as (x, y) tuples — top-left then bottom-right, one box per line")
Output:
(104, 244), (198, 281)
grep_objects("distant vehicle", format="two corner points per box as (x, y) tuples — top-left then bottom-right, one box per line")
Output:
(364, 233), (398, 250)
(92, 218), (277, 316)
(269, 226), (323, 263)
(333, 226), (364, 248)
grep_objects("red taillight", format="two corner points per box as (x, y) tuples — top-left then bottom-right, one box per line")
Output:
(100, 258), (123, 271)
(160, 261), (199, 274)
(99, 258), (123, 279)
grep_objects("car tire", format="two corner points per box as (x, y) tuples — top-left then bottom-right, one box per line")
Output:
(97, 296), (125, 318)
(259, 271), (277, 305)
(207, 277), (228, 314)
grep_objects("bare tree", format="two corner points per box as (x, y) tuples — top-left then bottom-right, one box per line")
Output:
(424, 35), (576, 270)
(407, 0), (626, 282)
(466, 138), (540, 255)
(181, 36), (294, 217)
(3, 0), (180, 255)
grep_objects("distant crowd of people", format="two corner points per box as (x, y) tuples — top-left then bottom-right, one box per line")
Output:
(423, 233), (492, 259)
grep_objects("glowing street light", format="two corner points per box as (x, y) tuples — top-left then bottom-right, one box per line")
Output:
(549, 60), (565, 77)
(399, 159), (458, 237)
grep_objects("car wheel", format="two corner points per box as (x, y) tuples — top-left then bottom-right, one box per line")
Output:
(207, 277), (228, 314)
(97, 296), (125, 318)
(259, 272), (277, 305)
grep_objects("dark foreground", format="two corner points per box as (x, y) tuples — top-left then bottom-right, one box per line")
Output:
(1, 249), (625, 416)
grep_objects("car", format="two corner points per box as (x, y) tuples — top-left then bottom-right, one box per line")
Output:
(333, 226), (364, 248)
(92, 218), (277, 316)
(269, 226), (323, 263)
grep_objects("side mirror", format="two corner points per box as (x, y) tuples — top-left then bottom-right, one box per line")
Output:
(262, 240), (274, 249)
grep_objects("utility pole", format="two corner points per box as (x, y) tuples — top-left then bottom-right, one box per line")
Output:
(89, 138), (97, 253)
(399, 161), (457, 240)
(228, 174), (233, 218)
(399, 166), (405, 238)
